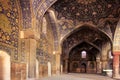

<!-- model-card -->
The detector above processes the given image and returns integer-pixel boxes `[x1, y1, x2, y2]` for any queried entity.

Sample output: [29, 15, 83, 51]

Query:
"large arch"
[45, 9, 59, 51]
[67, 40, 101, 58]
[61, 24, 112, 57]
[61, 24, 113, 74]
[33, 0, 57, 19]
[61, 24, 112, 47]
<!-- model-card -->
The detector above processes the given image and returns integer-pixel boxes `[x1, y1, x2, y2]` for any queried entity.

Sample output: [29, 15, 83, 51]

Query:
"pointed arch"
[68, 40, 101, 57]
[61, 24, 112, 47]
[45, 9, 59, 51]
[61, 24, 113, 60]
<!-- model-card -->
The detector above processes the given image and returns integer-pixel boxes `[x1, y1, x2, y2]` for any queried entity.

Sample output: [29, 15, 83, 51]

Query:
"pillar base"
[113, 54, 120, 80]
[113, 76, 120, 79]
[64, 71, 68, 74]
[56, 70, 60, 75]
[97, 71, 102, 74]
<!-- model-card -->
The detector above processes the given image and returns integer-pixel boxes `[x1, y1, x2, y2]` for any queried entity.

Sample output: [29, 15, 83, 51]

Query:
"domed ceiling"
[53, 0, 120, 24]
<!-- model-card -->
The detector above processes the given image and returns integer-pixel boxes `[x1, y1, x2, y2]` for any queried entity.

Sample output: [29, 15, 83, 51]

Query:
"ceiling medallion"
[77, 0, 96, 5]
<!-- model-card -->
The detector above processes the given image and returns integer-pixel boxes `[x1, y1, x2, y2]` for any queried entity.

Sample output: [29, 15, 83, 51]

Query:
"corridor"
[37, 73, 116, 80]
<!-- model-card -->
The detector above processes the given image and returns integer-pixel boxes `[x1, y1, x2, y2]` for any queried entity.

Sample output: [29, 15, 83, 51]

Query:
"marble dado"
[11, 62, 26, 80]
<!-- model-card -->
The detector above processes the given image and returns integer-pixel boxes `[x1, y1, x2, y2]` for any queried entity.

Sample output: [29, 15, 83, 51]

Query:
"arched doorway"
[0, 51, 10, 80]
[80, 63, 87, 73]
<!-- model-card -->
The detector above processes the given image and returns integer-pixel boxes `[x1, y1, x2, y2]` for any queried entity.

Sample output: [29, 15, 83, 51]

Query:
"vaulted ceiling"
[19, 0, 120, 53]
[46, 0, 120, 53]
[61, 26, 111, 58]
[53, 0, 119, 24]
[47, 0, 120, 40]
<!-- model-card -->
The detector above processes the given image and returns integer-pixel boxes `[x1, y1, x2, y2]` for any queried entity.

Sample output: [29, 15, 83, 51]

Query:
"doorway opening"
[81, 63, 86, 73]
[0, 51, 10, 80]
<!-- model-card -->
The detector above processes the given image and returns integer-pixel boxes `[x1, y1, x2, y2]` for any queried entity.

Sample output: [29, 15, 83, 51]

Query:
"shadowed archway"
[61, 25, 112, 74]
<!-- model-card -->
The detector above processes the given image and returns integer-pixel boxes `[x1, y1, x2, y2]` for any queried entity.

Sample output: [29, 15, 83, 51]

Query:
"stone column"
[56, 53, 61, 74]
[48, 62, 51, 76]
[23, 30, 39, 79]
[101, 42, 111, 70]
[61, 64, 63, 74]
[113, 54, 120, 78]
[36, 59, 39, 78]
[65, 59, 68, 73]
[101, 54, 108, 71]
[102, 60, 107, 70]
[96, 58, 102, 73]
[25, 38, 37, 78]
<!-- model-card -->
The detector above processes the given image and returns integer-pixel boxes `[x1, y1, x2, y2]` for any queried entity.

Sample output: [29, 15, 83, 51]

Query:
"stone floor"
[34, 73, 117, 80]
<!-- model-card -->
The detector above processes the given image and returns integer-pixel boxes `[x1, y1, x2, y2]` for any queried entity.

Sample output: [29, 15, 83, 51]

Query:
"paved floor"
[36, 73, 116, 80]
